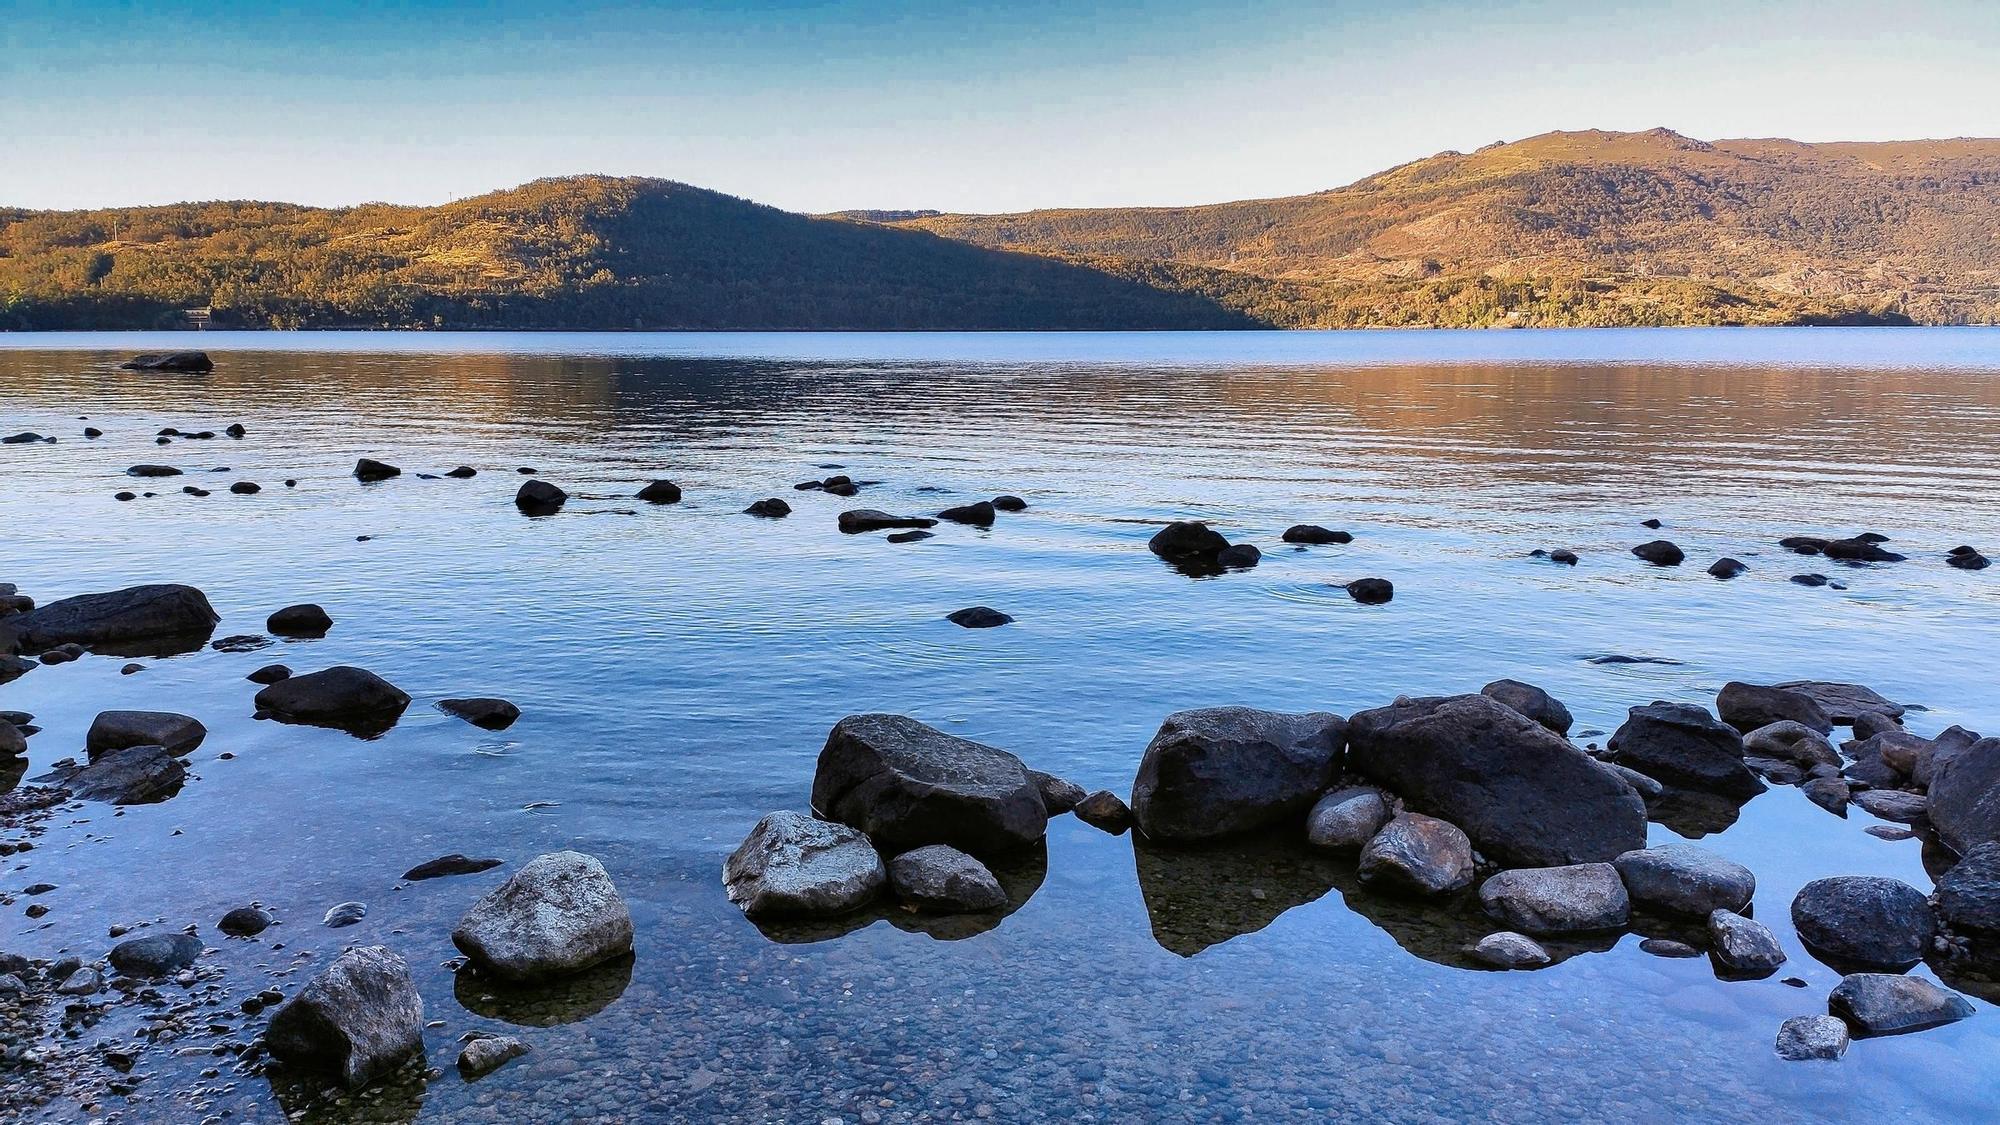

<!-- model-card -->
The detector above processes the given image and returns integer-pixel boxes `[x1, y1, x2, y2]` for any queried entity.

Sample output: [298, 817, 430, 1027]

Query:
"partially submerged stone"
[1607, 701, 1763, 798]
[1470, 931, 1551, 969]
[267, 945, 424, 1088]
[724, 812, 886, 919]
[1829, 973, 1974, 1037]
[812, 714, 1047, 857]
[1479, 679, 1574, 736]
[1129, 707, 1346, 842]
[453, 851, 634, 981]
[1708, 909, 1786, 976]
[1790, 876, 1934, 971]
[1358, 813, 1474, 896]
[1775, 1014, 1849, 1061]
[1305, 787, 1390, 851]
[0, 583, 218, 655]
[85, 710, 206, 757]
[1478, 864, 1630, 934]
[888, 844, 1007, 912]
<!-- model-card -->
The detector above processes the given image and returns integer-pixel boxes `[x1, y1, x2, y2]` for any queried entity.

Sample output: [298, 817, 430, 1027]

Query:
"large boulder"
[1829, 974, 1974, 1036]
[1357, 813, 1474, 896]
[254, 666, 411, 726]
[452, 851, 634, 981]
[1927, 735, 2000, 856]
[1790, 876, 1934, 971]
[267, 603, 334, 637]
[0, 583, 218, 655]
[1147, 521, 1228, 560]
[1347, 694, 1646, 867]
[515, 479, 567, 514]
[85, 710, 206, 757]
[887, 845, 1007, 912]
[1716, 682, 1833, 735]
[723, 812, 885, 919]
[1771, 681, 1904, 724]
[266, 945, 425, 1088]
[812, 715, 1046, 857]
[1129, 707, 1346, 841]
[1478, 864, 1630, 934]
[1607, 702, 1763, 798]
[1479, 679, 1573, 736]
[1612, 843, 1756, 916]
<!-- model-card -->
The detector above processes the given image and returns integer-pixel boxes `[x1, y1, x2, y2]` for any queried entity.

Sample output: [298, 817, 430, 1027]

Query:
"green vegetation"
[4, 130, 1995, 330]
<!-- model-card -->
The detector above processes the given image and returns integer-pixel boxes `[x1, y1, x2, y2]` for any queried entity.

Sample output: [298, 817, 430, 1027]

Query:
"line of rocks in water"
[721, 679, 2000, 1063]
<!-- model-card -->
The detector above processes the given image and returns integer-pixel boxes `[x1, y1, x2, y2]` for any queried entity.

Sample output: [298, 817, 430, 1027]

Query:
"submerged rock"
[743, 498, 792, 518]
[0, 583, 218, 655]
[1478, 864, 1630, 934]
[839, 509, 937, 533]
[438, 697, 521, 730]
[1347, 693, 1646, 867]
[1775, 1014, 1850, 1061]
[515, 479, 567, 514]
[1305, 787, 1391, 851]
[1029, 770, 1086, 815]
[946, 606, 1013, 628]
[1344, 578, 1394, 604]
[1479, 679, 1573, 736]
[812, 714, 1047, 856]
[453, 851, 634, 981]
[254, 666, 411, 728]
[1216, 543, 1262, 568]
[1607, 701, 1763, 798]
[108, 933, 202, 978]
[1707, 557, 1748, 579]
[1613, 843, 1755, 916]
[120, 351, 213, 372]
[1853, 790, 1927, 823]
[353, 458, 401, 482]
[1470, 931, 1551, 969]
[1708, 909, 1787, 976]
[267, 945, 425, 1088]
[323, 902, 368, 928]
[459, 1034, 529, 1080]
[1790, 876, 1934, 971]
[1147, 521, 1229, 560]
[85, 710, 206, 757]
[1742, 721, 1839, 767]
[724, 811, 885, 919]
[1717, 682, 1833, 734]
[58, 744, 187, 804]
[1829, 973, 1974, 1036]
[1129, 707, 1346, 841]
[938, 500, 996, 526]
[1631, 540, 1684, 566]
[1358, 813, 1474, 896]
[1281, 525, 1352, 545]
[219, 905, 274, 937]
[888, 845, 1007, 912]
[267, 603, 333, 637]
[403, 854, 504, 881]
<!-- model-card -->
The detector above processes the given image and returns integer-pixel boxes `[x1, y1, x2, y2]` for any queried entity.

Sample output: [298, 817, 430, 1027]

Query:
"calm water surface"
[2, 329, 1999, 1122]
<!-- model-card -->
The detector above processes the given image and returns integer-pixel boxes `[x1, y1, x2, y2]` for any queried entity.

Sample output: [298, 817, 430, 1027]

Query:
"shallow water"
[2, 328, 1999, 1122]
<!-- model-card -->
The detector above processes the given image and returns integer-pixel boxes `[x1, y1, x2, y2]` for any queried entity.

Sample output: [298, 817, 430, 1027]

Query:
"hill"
[882, 128, 2000, 327]
[0, 177, 1254, 330]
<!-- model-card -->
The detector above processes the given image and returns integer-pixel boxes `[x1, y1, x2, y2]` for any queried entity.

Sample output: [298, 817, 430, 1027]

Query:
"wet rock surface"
[1613, 843, 1755, 917]
[724, 811, 886, 919]
[1708, 909, 1787, 976]
[1306, 787, 1390, 851]
[1790, 876, 1935, 971]
[454, 851, 635, 981]
[812, 714, 1047, 856]
[438, 696, 522, 730]
[888, 845, 1008, 912]
[1608, 701, 1763, 798]
[1358, 813, 1475, 896]
[267, 945, 425, 1087]
[85, 710, 207, 757]
[1829, 974, 1975, 1036]
[253, 665, 411, 729]
[1130, 707, 1345, 841]
[1775, 1014, 1849, 1060]
[0, 583, 218, 655]
[1478, 864, 1630, 934]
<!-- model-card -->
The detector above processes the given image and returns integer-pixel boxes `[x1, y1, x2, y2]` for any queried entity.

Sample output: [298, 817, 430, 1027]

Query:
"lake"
[2, 328, 1998, 1122]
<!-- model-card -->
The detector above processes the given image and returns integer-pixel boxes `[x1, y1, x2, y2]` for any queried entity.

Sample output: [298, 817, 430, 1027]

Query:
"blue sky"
[6, 1, 1997, 213]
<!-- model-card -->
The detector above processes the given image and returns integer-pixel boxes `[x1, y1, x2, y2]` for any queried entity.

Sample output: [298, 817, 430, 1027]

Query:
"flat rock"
[1470, 931, 1551, 969]
[1709, 908, 1787, 975]
[404, 854, 504, 881]
[1829, 973, 1974, 1036]
[1348, 693, 1646, 867]
[946, 606, 1013, 628]
[1771, 681, 1904, 723]
[86, 710, 206, 757]
[1791, 876, 1934, 971]
[1479, 679, 1573, 735]
[1775, 1014, 1850, 1061]
[57, 744, 186, 804]
[1639, 937, 1701, 958]
[1358, 813, 1475, 896]
[1613, 843, 1756, 916]
[887, 844, 1007, 912]
[1305, 787, 1391, 851]
[812, 714, 1047, 856]
[0, 583, 218, 654]
[1607, 701, 1763, 798]
[1129, 707, 1346, 841]
[723, 811, 885, 919]
[1478, 863, 1630, 934]
[438, 697, 520, 730]
[1717, 682, 1833, 734]
[120, 351, 212, 372]
[839, 509, 936, 533]
[453, 851, 634, 981]
[1707, 557, 1748, 579]
[108, 932, 202, 977]
[267, 945, 424, 1087]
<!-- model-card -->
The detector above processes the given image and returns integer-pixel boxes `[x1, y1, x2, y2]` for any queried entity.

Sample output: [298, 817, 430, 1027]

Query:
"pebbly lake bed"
[1, 327, 1999, 1122]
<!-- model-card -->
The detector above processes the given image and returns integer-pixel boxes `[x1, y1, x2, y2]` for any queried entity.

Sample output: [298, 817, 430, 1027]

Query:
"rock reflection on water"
[745, 843, 1048, 944]
[454, 952, 635, 1028]
[1648, 787, 1756, 839]
[269, 1053, 430, 1125]
[1133, 830, 1340, 957]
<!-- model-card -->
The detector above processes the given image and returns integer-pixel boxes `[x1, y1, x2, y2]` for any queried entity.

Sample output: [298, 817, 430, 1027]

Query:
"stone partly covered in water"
[1029, 770, 1086, 815]
[1281, 524, 1352, 545]
[267, 603, 334, 638]
[108, 932, 202, 978]
[57, 743, 187, 804]
[1717, 682, 1833, 735]
[453, 851, 634, 981]
[1358, 813, 1475, 896]
[85, 710, 206, 757]
[1829, 973, 1975, 1037]
[812, 714, 1047, 857]
[1347, 693, 1646, 867]
[637, 479, 682, 503]
[1129, 707, 1346, 841]
[1612, 843, 1756, 917]
[1852, 790, 1927, 823]
[743, 498, 791, 518]
[1742, 721, 1839, 768]
[0, 583, 218, 654]
[1790, 876, 1934, 971]
[888, 845, 1007, 912]
[1306, 787, 1390, 851]
[1073, 790, 1133, 835]
[1344, 578, 1394, 604]
[1631, 540, 1684, 566]
[514, 479, 568, 514]
[1927, 734, 2000, 856]
[266, 945, 425, 1088]
[1709, 909, 1787, 976]
[946, 606, 1013, 628]
[353, 458, 401, 482]
[838, 509, 937, 533]
[723, 812, 885, 919]
[937, 500, 996, 526]
[459, 1034, 529, 1080]
[438, 697, 521, 730]
[219, 905, 274, 937]
[403, 854, 504, 881]
[1934, 841, 2000, 966]
[1478, 679, 1574, 736]
[1470, 931, 1552, 969]
[120, 351, 213, 372]
[1775, 1015, 1850, 1061]
[1478, 863, 1630, 934]
[1607, 701, 1763, 798]
[1771, 680, 1903, 724]
[1146, 520, 1229, 561]
[1707, 557, 1748, 579]
[324, 902, 368, 928]
[254, 666, 411, 727]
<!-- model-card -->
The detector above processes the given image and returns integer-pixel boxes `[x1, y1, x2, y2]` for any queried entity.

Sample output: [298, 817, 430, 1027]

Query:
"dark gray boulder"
[127, 464, 181, 477]
[1607, 701, 1763, 798]
[1305, 787, 1390, 851]
[743, 498, 791, 518]
[514, 479, 567, 514]
[108, 932, 202, 977]
[938, 501, 996, 526]
[1717, 682, 1833, 734]
[1927, 735, 2000, 856]
[1216, 543, 1261, 568]
[723, 811, 885, 919]
[1935, 841, 2000, 964]
[1853, 790, 1927, 823]
[1128, 707, 1346, 841]
[57, 744, 187, 804]
[1348, 693, 1646, 866]
[267, 603, 333, 637]
[812, 715, 1047, 856]
[1358, 813, 1475, 896]
[324, 902, 368, 928]
[1709, 909, 1787, 976]
[254, 666, 411, 727]
[1775, 1015, 1849, 1061]
[1478, 864, 1630, 934]
[1802, 776, 1851, 817]
[438, 697, 520, 731]
[266, 945, 425, 1088]
[1852, 711, 1903, 740]
[0, 583, 218, 654]
[353, 458, 401, 482]
[1613, 843, 1755, 916]
[1147, 521, 1228, 560]
[452, 851, 634, 981]
[888, 845, 1007, 912]
[1791, 876, 1934, 971]
[1344, 578, 1394, 604]
[248, 663, 292, 685]
[946, 606, 1013, 628]
[838, 509, 936, 533]
[1771, 681, 1903, 723]
[85, 710, 206, 757]
[1479, 679, 1573, 735]
[1073, 790, 1133, 835]
[1029, 770, 1086, 814]
[991, 495, 1028, 512]
[1631, 540, 1684, 566]
[120, 351, 213, 372]
[637, 480, 681, 503]
[1282, 525, 1352, 545]
[219, 906, 274, 936]
[1707, 557, 1748, 579]
[403, 854, 503, 881]
[1829, 974, 1974, 1036]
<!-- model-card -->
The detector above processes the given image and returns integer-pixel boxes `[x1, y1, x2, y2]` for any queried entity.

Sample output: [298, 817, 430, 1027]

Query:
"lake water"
[2, 328, 1998, 1122]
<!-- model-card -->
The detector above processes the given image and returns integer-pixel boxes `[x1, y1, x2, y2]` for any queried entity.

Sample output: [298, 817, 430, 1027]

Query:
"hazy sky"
[7, 1, 1997, 214]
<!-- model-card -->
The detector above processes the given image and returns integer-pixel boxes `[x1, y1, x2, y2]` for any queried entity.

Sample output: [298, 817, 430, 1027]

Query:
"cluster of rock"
[1539, 524, 1994, 582]
[1146, 518, 1388, 599]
